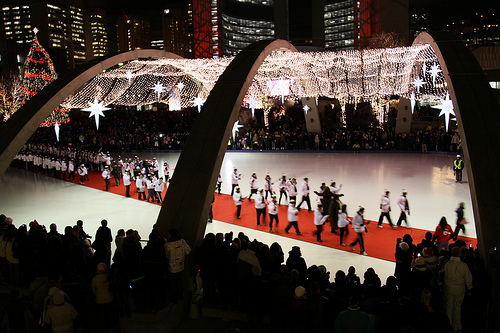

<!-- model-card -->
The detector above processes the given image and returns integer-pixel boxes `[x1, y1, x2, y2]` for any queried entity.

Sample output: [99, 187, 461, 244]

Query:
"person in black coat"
[286, 246, 307, 285]
[93, 219, 113, 268]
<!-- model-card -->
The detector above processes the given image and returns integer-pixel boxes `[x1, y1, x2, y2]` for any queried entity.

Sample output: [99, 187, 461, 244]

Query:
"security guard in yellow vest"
[454, 155, 464, 183]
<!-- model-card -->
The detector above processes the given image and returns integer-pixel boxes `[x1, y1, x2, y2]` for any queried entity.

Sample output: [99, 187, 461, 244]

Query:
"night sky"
[90, 0, 499, 32]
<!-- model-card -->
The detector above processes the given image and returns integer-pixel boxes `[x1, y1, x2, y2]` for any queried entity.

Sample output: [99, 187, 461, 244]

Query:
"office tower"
[409, 7, 429, 40]
[117, 14, 150, 51]
[84, 8, 108, 59]
[163, 5, 193, 58]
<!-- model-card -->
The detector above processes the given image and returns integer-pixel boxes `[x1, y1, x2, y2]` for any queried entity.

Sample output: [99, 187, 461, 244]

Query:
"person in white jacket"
[123, 170, 132, 197]
[61, 159, 67, 181]
[82, 164, 89, 181]
[396, 190, 410, 227]
[68, 159, 75, 182]
[231, 168, 241, 196]
[136, 174, 146, 200]
[377, 190, 394, 228]
[44, 290, 77, 333]
[101, 166, 111, 191]
[337, 204, 350, 246]
[313, 204, 329, 242]
[297, 177, 312, 212]
[287, 178, 298, 203]
[255, 188, 266, 226]
[54, 159, 61, 179]
[146, 175, 156, 202]
[155, 177, 165, 203]
[233, 187, 245, 219]
[277, 175, 288, 206]
[442, 246, 473, 331]
[92, 263, 113, 329]
[163, 162, 171, 183]
[267, 195, 279, 233]
[164, 229, 191, 303]
[77, 164, 86, 184]
[349, 207, 368, 255]
[285, 200, 301, 235]
[264, 173, 273, 199]
[248, 172, 258, 201]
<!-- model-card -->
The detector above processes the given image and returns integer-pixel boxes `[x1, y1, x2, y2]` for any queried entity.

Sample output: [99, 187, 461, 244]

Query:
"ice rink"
[0, 151, 474, 283]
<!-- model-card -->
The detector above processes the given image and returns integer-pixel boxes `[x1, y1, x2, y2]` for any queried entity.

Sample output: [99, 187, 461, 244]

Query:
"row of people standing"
[230, 168, 342, 209]
[377, 189, 467, 241]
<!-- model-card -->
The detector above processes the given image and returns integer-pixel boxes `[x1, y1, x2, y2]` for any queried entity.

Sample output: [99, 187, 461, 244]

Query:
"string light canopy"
[61, 44, 448, 116]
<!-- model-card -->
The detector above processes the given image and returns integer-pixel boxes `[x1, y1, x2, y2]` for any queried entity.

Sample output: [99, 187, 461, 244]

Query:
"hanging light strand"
[62, 44, 444, 113]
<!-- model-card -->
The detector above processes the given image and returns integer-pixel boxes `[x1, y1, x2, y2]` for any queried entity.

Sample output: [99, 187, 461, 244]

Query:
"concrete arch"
[413, 32, 500, 259]
[155, 39, 297, 247]
[0, 49, 182, 177]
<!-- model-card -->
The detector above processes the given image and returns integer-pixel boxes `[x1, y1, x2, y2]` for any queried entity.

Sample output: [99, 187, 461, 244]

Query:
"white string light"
[62, 44, 447, 121]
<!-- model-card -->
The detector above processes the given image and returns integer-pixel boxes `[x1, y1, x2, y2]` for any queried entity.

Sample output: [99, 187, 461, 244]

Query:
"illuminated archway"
[412, 32, 500, 259]
[0, 49, 181, 177]
[155, 39, 297, 247]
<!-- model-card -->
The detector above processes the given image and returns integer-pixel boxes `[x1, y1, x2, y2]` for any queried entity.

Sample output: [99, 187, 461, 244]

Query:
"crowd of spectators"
[28, 109, 462, 154]
[0, 212, 490, 332]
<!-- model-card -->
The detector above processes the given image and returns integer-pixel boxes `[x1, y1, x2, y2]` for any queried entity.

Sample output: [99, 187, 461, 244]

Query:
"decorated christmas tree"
[21, 28, 68, 127]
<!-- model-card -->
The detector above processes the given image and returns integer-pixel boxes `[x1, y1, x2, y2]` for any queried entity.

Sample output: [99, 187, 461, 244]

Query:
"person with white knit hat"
[396, 189, 410, 228]
[248, 172, 258, 201]
[285, 200, 301, 235]
[44, 290, 77, 333]
[349, 206, 368, 255]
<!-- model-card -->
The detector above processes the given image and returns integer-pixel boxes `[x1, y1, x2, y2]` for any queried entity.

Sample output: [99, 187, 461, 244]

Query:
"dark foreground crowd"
[0, 212, 493, 333]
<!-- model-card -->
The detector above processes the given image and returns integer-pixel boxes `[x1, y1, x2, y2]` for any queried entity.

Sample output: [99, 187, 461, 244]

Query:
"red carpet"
[67, 170, 476, 262]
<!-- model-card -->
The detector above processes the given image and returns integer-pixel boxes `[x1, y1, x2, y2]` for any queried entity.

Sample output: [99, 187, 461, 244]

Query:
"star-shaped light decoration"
[81, 98, 111, 130]
[193, 95, 205, 113]
[266, 80, 275, 93]
[429, 62, 442, 85]
[151, 82, 165, 100]
[298, 86, 302, 99]
[126, 71, 133, 84]
[232, 121, 244, 140]
[248, 96, 258, 118]
[422, 62, 427, 76]
[176, 81, 185, 91]
[54, 121, 60, 142]
[303, 105, 311, 115]
[433, 92, 455, 132]
[411, 76, 427, 94]
[33, 27, 39, 35]
[410, 91, 416, 114]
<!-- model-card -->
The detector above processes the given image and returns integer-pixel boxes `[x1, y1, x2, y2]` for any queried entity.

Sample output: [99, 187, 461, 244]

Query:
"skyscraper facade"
[84, 8, 108, 60]
[192, 0, 410, 57]
[324, 0, 355, 49]
[117, 15, 150, 51]
[163, 5, 193, 58]
[217, 0, 288, 56]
